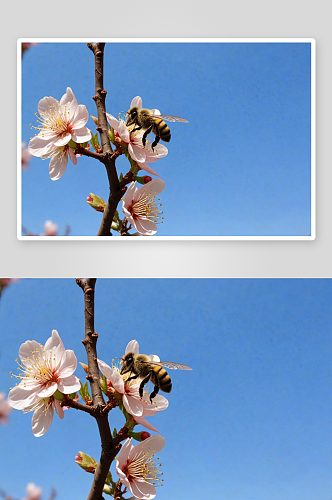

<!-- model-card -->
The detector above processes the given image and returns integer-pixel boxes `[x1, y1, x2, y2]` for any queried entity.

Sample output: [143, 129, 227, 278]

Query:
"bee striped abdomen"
[151, 365, 172, 393]
[153, 118, 171, 143]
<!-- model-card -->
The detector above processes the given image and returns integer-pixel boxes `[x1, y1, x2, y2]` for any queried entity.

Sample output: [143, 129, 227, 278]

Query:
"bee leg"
[125, 373, 140, 382]
[149, 376, 160, 402]
[151, 134, 160, 151]
[131, 125, 142, 133]
[142, 126, 153, 148]
[139, 374, 151, 399]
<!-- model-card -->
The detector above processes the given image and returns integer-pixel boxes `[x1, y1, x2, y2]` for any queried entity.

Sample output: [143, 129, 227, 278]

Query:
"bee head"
[120, 352, 134, 375]
[126, 107, 138, 126]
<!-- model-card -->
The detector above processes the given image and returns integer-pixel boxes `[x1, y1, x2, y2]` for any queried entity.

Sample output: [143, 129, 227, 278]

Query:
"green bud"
[79, 362, 89, 374]
[128, 430, 151, 442]
[133, 175, 146, 184]
[103, 484, 113, 496]
[90, 132, 101, 151]
[79, 381, 92, 403]
[100, 375, 108, 394]
[108, 127, 115, 144]
[87, 193, 106, 213]
[75, 451, 97, 474]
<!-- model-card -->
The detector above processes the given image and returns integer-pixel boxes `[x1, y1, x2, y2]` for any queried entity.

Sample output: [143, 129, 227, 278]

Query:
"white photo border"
[17, 38, 316, 241]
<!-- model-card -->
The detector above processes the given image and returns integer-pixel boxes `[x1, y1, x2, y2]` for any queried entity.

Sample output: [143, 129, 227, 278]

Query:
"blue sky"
[0, 278, 331, 500]
[20, 41, 312, 237]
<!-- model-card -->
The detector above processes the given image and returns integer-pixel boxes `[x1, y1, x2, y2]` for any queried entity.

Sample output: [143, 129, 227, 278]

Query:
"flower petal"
[54, 398, 64, 419]
[136, 162, 161, 177]
[133, 217, 157, 236]
[19, 340, 44, 362]
[37, 382, 58, 398]
[7, 385, 40, 410]
[28, 136, 56, 157]
[130, 435, 165, 462]
[106, 113, 119, 130]
[53, 134, 72, 147]
[141, 393, 168, 415]
[57, 374, 81, 394]
[38, 96, 59, 115]
[117, 437, 133, 468]
[31, 402, 54, 437]
[97, 360, 125, 394]
[123, 394, 143, 416]
[148, 355, 160, 362]
[123, 182, 137, 207]
[58, 349, 77, 377]
[130, 96, 142, 109]
[71, 126, 92, 143]
[136, 179, 165, 198]
[44, 329, 63, 351]
[129, 478, 156, 500]
[49, 151, 68, 181]
[128, 143, 146, 163]
[71, 104, 89, 129]
[125, 340, 139, 355]
[60, 87, 77, 108]
[143, 143, 168, 162]
[134, 415, 160, 433]
[68, 147, 78, 165]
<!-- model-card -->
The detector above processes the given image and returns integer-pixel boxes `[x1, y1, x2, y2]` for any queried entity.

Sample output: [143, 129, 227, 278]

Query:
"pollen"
[130, 189, 164, 225]
[31, 102, 73, 139]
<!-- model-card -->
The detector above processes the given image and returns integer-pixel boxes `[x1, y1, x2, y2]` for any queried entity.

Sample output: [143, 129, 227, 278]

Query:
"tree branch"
[87, 43, 125, 236]
[76, 278, 120, 500]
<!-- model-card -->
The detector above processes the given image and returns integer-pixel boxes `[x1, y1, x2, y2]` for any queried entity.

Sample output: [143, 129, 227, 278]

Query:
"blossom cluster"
[97, 340, 167, 499]
[26, 91, 168, 235]
[106, 96, 167, 236]
[8, 329, 80, 437]
[7, 334, 168, 499]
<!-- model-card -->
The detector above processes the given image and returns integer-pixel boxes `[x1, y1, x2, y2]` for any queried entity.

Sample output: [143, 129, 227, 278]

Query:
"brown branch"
[76, 278, 121, 500]
[87, 43, 125, 236]
[75, 145, 105, 161]
[61, 394, 96, 416]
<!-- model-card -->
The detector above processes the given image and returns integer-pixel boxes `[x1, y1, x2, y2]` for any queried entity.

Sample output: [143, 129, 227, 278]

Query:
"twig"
[76, 279, 121, 500]
[87, 43, 125, 236]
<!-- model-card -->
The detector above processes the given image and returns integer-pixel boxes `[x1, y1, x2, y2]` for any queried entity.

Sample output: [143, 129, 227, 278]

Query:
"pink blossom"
[106, 97, 168, 177]
[8, 329, 80, 436]
[122, 179, 165, 236]
[42, 220, 58, 236]
[0, 393, 12, 424]
[22, 482, 42, 500]
[97, 357, 168, 433]
[28, 87, 91, 180]
[22, 142, 33, 170]
[116, 435, 165, 499]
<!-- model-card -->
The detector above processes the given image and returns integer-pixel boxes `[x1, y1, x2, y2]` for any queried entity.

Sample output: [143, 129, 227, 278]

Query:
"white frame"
[17, 38, 316, 241]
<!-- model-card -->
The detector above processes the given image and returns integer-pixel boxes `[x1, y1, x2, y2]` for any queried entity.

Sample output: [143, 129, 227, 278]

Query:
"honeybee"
[120, 352, 192, 402]
[126, 107, 188, 151]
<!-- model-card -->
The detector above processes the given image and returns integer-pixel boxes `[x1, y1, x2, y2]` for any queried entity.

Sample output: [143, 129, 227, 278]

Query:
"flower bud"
[140, 431, 151, 441]
[107, 380, 116, 394]
[87, 193, 106, 213]
[128, 430, 151, 442]
[91, 115, 99, 126]
[79, 362, 89, 374]
[143, 176, 152, 184]
[75, 451, 97, 474]
[103, 484, 113, 495]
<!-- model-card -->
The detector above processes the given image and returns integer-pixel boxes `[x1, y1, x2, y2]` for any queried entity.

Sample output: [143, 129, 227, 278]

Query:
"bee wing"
[157, 115, 189, 123]
[143, 360, 192, 370]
